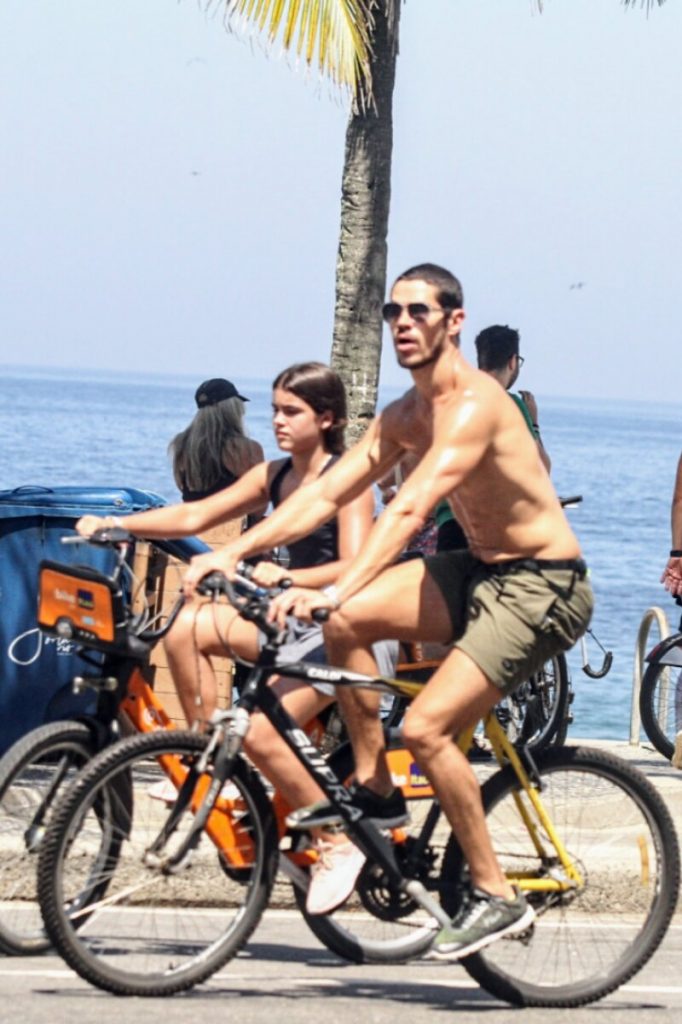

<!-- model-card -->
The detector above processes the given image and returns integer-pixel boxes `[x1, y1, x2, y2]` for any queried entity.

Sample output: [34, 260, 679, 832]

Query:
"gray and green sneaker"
[427, 887, 535, 960]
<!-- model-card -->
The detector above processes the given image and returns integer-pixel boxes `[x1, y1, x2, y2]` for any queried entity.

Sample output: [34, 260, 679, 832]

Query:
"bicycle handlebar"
[60, 528, 185, 647]
[196, 567, 284, 642]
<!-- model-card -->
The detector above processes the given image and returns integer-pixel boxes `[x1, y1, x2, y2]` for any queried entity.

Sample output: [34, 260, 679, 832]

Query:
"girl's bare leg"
[163, 599, 259, 725]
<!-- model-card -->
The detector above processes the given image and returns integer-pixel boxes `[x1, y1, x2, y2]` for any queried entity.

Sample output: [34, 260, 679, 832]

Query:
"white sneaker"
[216, 781, 241, 801]
[148, 778, 178, 804]
[306, 839, 366, 915]
[672, 730, 682, 770]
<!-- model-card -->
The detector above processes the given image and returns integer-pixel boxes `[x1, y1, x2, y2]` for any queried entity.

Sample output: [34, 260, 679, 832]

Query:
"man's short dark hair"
[475, 325, 520, 371]
[394, 263, 464, 311]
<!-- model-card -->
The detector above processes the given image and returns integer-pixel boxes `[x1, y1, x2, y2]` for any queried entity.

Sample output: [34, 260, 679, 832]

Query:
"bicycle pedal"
[142, 848, 195, 874]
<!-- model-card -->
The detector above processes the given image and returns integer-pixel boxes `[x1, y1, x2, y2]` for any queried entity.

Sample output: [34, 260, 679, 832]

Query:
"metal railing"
[630, 606, 670, 745]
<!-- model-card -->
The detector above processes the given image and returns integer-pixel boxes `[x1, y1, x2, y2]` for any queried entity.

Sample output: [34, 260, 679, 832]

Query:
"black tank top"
[269, 456, 340, 570]
[181, 465, 239, 503]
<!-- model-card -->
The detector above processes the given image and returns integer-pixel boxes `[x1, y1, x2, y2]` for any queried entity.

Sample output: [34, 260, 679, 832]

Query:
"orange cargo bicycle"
[0, 530, 363, 955]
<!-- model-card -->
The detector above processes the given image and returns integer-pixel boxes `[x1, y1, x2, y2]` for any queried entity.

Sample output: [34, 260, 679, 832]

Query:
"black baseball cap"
[194, 378, 249, 407]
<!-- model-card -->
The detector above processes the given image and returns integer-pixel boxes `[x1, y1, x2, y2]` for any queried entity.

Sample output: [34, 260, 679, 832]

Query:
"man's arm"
[661, 453, 682, 597]
[181, 413, 404, 594]
[518, 389, 551, 473]
[323, 400, 490, 608]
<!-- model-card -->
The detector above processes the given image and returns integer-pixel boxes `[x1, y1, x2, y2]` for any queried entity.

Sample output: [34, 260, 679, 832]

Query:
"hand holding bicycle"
[661, 555, 682, 597]
[249, 560, 294, 589]
[265, 584, 336, 628]
[75, 513, 121, 537]
[182, 546, 242, 599]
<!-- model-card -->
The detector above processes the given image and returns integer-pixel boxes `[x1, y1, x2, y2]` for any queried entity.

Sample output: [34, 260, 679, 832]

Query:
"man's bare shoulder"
[436, 366, 503, 430]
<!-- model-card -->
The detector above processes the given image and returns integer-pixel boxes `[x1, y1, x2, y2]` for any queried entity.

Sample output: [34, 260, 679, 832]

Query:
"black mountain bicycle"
[36, 541, 679, 1007]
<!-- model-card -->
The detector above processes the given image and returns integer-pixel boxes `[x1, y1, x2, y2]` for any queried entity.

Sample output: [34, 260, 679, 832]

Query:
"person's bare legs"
[321, 558, 516, 900]
[164, 600, 336, 811]
[163, 599, 258, 724]
[402, 650, 514, 900]
[245, 676, 334, 810]
[322, 558, 453, 795]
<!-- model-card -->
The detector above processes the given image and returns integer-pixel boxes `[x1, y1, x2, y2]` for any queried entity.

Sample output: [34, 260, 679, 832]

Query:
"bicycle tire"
[292, 742, 440, 963]
[37, 730, 279, 996]
[441, 745, 680, 1007]
[495, 653, 571, 753]
[639, 655, 682, 761]
[0, 720, 95, 955]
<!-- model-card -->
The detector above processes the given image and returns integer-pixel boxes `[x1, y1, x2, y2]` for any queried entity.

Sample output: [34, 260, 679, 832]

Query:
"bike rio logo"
[7, 627, 76, 666]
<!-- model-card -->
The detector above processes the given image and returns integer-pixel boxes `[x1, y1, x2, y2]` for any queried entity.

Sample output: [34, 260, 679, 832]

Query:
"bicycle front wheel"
[37, 730, 278, 996]
[441, 746, 680, 1007]
[639, 655, 682, 761]
[0, 720, 94, 955]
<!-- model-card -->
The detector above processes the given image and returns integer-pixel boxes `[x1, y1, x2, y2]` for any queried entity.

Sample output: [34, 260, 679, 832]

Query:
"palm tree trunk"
[330, 3, 401, 444]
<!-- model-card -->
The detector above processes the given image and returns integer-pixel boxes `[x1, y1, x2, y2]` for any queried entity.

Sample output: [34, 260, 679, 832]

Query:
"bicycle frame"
[38, 540, 584, 909]
[151, 636, 585, 915]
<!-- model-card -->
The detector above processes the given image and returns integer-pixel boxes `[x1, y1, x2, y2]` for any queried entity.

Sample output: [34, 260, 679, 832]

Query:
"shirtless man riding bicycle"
[183, 262, 594, 958]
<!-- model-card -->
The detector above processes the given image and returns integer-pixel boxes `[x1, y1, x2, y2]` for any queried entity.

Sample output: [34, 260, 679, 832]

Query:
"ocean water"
[1, 364, 680, 742]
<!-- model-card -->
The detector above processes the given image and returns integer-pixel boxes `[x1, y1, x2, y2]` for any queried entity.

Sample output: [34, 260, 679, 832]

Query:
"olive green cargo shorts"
[424, 550, 594, 695]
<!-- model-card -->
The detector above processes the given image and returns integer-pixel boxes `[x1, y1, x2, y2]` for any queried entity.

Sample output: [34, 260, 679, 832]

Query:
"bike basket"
[37, 560, 127, 653]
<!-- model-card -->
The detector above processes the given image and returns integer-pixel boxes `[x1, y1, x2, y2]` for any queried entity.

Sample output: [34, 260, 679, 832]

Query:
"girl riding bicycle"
[77, 361, 395, 912]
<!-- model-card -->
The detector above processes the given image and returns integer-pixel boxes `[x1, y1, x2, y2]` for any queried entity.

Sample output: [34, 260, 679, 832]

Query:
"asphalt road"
[1, 909, 681, 1024]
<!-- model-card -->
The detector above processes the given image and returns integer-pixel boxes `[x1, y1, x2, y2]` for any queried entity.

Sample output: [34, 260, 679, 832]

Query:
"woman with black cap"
[171, 377, 264, 502]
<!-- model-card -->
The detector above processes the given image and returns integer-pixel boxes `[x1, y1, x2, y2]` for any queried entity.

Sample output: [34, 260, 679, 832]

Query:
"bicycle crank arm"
[403, 879, 451, 928]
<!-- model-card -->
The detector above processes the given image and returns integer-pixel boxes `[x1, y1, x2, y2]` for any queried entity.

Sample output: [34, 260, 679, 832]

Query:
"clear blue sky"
[1, 1, 679, 402]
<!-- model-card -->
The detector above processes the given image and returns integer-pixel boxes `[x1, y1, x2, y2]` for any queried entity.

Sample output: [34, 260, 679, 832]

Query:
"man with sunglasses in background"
[475, 324, 551, 472]
[435, 323, 551, 551]
[183, 263, 593, 956]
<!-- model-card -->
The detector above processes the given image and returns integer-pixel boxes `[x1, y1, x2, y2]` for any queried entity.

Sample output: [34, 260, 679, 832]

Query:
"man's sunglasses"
[381, 302, 446, 323]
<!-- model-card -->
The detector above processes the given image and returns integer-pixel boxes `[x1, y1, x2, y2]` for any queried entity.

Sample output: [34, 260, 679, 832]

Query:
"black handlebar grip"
[91, 526, 132, 544]
[196, 571, 228, 596]
[279, 577, 294, 590]
[312, 607, 330, 623]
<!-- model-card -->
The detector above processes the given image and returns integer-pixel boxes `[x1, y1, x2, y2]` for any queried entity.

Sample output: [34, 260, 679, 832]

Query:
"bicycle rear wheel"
[441, 746, 680, 1007]
[292, 742, 440, 963]
[37, 730, 278, 996]
[639, 655, 682, 761]
[495, 653, 570, 752]
[0, 720, 94, 955]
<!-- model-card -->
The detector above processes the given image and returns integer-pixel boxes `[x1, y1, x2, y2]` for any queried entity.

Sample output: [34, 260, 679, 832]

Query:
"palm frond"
[212, 0, 375, 100]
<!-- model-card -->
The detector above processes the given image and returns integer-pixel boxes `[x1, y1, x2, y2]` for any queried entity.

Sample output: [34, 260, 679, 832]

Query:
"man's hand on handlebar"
[248, 560, 292, 589]
[267, 586, 337, 628]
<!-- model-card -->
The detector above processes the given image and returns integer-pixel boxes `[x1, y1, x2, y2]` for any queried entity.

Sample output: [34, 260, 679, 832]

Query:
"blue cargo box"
[0, 486, 208, 755]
